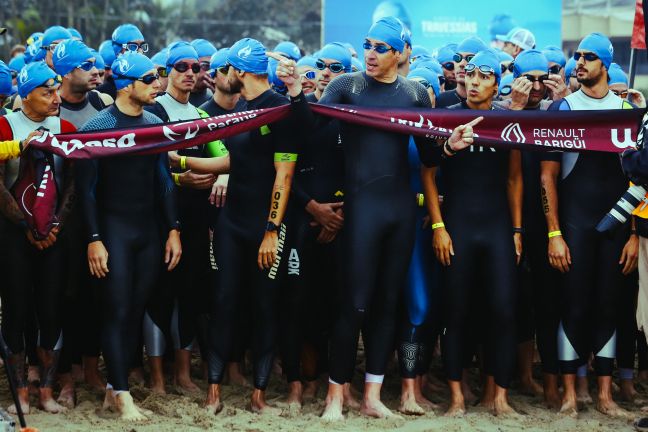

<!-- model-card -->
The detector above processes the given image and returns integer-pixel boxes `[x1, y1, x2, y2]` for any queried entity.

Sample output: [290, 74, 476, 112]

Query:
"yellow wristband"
[180, 156, 187, 170]
[548, 230, 562, 238]
[432, 222, 445, 230]
[173, 173, 181, 186]
[417, 193, 425, 207]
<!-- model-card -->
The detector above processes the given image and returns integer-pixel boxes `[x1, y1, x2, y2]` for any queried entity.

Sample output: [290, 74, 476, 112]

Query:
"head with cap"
[435, 43, 457, 86]
[226, 38, 269, 96]
[454, 36, 488, 87]
[398, 26, 413, 70]
[210, 49, 237, 95]
[316, 42, 352, 93]
[364, 16, 408, 80]
[112, 51, 159, 105]
[111, 24, 147, 57]
[511, 49, 549, 106]
[408, 68, 440, 104]
[42, 26, 73, 69]
[574, 32, 613, 89]
[191, 39, 217, 92]
[412, 59, 443, 76]
[8, 54, 25, 84]
[564, 57, 579, 92]
[498, 73, 514, 99]
[411, 45, 430, 64]
[53, 39, 100, 94]
[25, 39, 45, 64]
[608, 63, 629, 98]
[496, 49, 514, 75]
[296, 56, 318, 94]
[0, 61, 13, 104]
[98, 40, 117, 77]
[273, 41, 301, 62]
[464, 49, 501, 107]
[542, 45, 566, 78]
[67, 27, 83, 41]
[17, 61, 62, 118]
[165, 41, 200, 95]
[90, 49, 106, 84]
[351, 57, 364, 72]
[27, 32, 44, 46]
[342, 42, 358, 58]
[497, 27, 536, 58]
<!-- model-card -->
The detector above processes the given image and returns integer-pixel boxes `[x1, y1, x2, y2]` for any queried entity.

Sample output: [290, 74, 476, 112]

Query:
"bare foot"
[620, 380, 639, 402]
[321, 395, 344, 422]
[39, 396, 67, 414]
[204, 384, 223, 415]
[225, 362, 252, 388]
[559, 397, 578, 418]
[398, 392, 425, 416]
[251, 389, 281, 415]
[576, 377, 592, 404]
[361, 398, 402, 419]
[149, 376, 166, 395]
[57, 380, 76, 409]
[103, 389, 115, 411]
[115, 392, 149, 421]
[493, 396, 518, 417]
[7, 387, 30, 415]
[596, 398, 632, 419]
[286, 381, 303, 410]
[175, 377, 201, 395]
[303, 380, 318, 400]
[461, 380, 477, 405]
[518, 378, 544, 397]
[342, 383, 361, 410]
[545, 391, 562, 411]
[445, 398, 466, 417]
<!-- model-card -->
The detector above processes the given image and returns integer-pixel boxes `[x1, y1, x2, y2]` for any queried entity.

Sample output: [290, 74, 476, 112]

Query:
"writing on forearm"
[541, 184, 549, 214]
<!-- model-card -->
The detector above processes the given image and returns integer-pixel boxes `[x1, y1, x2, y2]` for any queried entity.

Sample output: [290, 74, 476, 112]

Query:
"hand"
[447, 116, 483, 152]
[165, 229, 182, 271]
[258, 230, 278, 270]
[179, 171, 216, 189]
[201, 73, 215, 92]
[619, 234, 639, 275]
[316, 226, 337, 244]
[21, 130, 43, 151]
[509, 76, 532, 110]
[168, 151, 181, 169]
[433, 228, 454, 266]
[513, 232, 523, 265]
[548, 236, 571, 273]
[543, 74, 570, 100]
[267, 51, 301, 97]
[25, 229, 56, 250]
[209, 174, 229, 207]
[628, 89, 647, 108]
[88, 241, 109, 278]
[306, 200, 344, 231]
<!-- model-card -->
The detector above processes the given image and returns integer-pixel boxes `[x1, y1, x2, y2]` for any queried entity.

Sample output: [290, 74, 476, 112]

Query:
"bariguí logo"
[531, 128, 587, 149]
[18, 68, 29, 86]
[115, 58, 134, 76]
[238, 45, 252, 59]
[501, 122, 526, 143]
[610, 128, 635, 149]
[55, 41, 66, 60]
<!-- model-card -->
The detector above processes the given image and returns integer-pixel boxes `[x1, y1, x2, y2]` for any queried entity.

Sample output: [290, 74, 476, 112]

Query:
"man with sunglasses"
[75, 51, 181, 421]
[40, 26, 72, 71]
[540, 45, 570, 102]
[309, 43, 351, 102]
[436, 36, 487, 108]
[609, 63, 646, 108]
[275, 16, 480, 421]
[51, 38, 114, 409]
[189, 39, 217, 106]
[144, 41, 221, 396]
[0, 61, 76, 416]
[540, 32, 636, 419]
[97, 40, 117, 98]
[437, 43, 458, 91]
[296, 56, 318, 95]
[151, 47, 170, 93]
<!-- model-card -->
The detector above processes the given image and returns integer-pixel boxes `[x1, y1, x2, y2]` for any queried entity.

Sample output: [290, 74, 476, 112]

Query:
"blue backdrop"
[322, 0, 562, 54]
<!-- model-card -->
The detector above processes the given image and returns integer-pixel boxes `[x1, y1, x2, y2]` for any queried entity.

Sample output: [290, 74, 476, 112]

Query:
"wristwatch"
[266, 221, 279, 232]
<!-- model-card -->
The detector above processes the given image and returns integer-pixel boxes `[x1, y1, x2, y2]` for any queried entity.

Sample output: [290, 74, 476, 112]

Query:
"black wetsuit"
[76, 105, 179, 391]
[207, 89, 298, 391]
[96, 76, 117, 100]
[189, 88, 213, 107]
[440, 101, 518, 389]
[435, 89, 465, 108]
[291, 72, 440, 383]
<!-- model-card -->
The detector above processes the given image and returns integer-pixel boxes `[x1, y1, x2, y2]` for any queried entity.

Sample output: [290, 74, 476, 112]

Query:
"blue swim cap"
[408, 68, 440, 98]
[542, 45, 566, 67]
[577, 32, 613, 70]
[351, 57, 364, 72]
[297, 55, 317, 69]
[608, 63, 628, 86]
[8, 54, 25, 73]
[17, 61, 58, 98]
[512, 49, 548, 78]
[411, 45, 430, 60]
[436, 43, 457, 64]
[42, 26, 72, 47]
[412, 59, 443, 76]
[318, 42, 352, 72]
[24, 39, 45, 64]
[457, 36, 488, 55]
[372, 1, 412, 32]
[166, 41, 199, 74]
[210, 49, 229, 70]
[341, 42, 357, 57]
[52, 39, 94, 76]
[467, 49, 502, 84]
[150, 48, 169, 67]
[26, 32, 44, 46]
[564, 57, 576, 84]
[0, 61, 13, 96]
[191, 39, 217, 58]
[498, 73, 514, 96]
[67, 27, 83, 41]
[273, 41, 301, 61]
[496, 49, 514, 64]
[111, 24, 145, 56]
[402, 26, 412, 48]
[267, 57, 286, 94]
[91, 49, 105, 70]
[228, 38, 268, 75]
[366, 16, 407, 53]
[98, 40, 117, 68]
[112, 51, 155, 91]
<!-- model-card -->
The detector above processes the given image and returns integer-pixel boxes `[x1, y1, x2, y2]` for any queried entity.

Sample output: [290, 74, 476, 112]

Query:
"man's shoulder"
[143, 110, 163, 124]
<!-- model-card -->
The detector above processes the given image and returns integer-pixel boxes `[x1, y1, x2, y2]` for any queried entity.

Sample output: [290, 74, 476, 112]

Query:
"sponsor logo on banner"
[532, 128, 587, 149]
[501, 123, 526, 143]
[45, 131, 137, 156]
[610, 128, 635, 149]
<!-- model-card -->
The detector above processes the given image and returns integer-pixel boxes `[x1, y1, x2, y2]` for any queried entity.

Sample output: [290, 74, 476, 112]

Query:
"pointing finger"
[266, 51, 289, 63]
[466, 116, 484, 127]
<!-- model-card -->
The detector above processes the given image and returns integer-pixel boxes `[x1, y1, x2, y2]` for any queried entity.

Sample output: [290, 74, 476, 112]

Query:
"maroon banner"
[29, 104, 646, 158]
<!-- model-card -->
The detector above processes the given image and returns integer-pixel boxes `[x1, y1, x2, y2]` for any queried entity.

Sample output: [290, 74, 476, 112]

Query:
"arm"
[258, 159, 296, 269]
[508, 150, 523, 264]
[421, 165, 454, 266]
[0, 140, 21, 160]
[169, 151, 230, 176]
[540, 159, 571, 273]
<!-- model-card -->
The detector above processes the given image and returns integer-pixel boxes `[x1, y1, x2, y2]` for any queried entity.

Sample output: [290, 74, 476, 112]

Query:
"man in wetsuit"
[275, 16, 480, 420]
[540, 32, 637, 419]
[51, 37, 114, 408]
[0, 61, 76, 415]
[76, 51, 181, 421]
[189, 39, 217, 106]
[435, 36, 487, 108]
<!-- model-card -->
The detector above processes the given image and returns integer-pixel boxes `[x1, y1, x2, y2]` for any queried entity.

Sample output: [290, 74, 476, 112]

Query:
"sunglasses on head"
[77, 60, 96, 72]
[442, 62, 455, 71]
[612, 89, 628, 98]
[573, 52, 598, 62]
[522, 74, 549, 83]
[42, 42, 59, 52]
[316, 59, 345, 73]
[362, 41, 395, 54]
[453, 53, 474, 63]
[464, 63, 495, 75]
[300, 70, 317, 80]
[548, 64, 563, 75]
[122, 42, 149, 53]
[38, 75, 63, 89]
[173, 62, 201, 74]
[157, 66, 168, 78]
[500, 85, 512, 96]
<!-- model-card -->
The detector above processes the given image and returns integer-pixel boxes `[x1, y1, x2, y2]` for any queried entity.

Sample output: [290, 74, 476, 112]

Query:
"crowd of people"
[0, 14, 648, 427]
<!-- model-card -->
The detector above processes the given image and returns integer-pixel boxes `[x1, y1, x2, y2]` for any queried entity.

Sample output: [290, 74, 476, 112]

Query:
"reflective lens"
[362, 41, 392, 54]
[549, 64, 563, 75]
[137, 73, 160, 85]
[173, 62, 201, 74]
[124, 42, 149, 53]
[574, 52, 599, 62]
[442, 62, 455, 71]
[315, 59, 345, 73]
[500, 85, 512, 96]
[217, 64, 231, 75]
[453, 53, 475, 63]
[77, 60, 95, 72]
[157, 66, 168, 78]
[199, 61, 211, 71]
[612, 89, 629, 98]
[301, 70, 317, 80]
[523, 74, 549, 83]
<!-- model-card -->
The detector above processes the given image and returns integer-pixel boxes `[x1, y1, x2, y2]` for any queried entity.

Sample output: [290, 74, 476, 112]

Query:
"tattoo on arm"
[270, 191, 281, 220]
[0, 164, 24, 224]
[541, 184, 549, 214]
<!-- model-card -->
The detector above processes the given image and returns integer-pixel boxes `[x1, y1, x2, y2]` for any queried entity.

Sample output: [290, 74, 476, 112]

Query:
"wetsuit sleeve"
[291, 179, 312, 208]
[75, 159, 101, 242]
[289, 74, 349, 130]
[0, 140, 21, 160]
[411, 80, 443, 167]
[156, 152, 181, 231]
